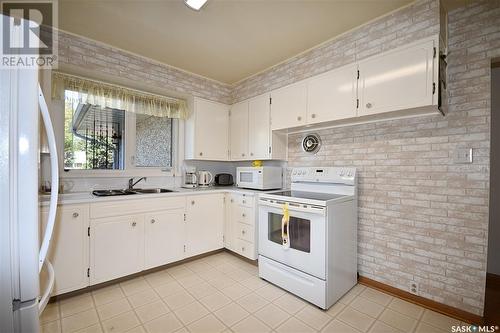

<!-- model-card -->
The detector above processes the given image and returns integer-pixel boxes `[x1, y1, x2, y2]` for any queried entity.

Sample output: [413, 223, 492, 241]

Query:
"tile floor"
[40, 252, 465, 333]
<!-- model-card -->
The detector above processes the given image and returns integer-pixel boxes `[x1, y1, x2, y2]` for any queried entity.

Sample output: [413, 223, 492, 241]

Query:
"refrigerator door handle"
[38, 85, 59, 272]
[38, 260, 54, 313]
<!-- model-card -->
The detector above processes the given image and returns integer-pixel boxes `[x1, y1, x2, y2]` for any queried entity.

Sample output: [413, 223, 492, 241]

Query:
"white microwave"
[236, 167, 283, 190]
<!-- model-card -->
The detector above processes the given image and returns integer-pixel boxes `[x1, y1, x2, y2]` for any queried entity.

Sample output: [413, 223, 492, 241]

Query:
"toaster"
[214, 173, 234, 186]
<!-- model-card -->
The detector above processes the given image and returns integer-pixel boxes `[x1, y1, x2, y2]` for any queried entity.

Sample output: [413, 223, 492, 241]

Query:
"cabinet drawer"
[235, 223, 254, 243]
[234, 206, 254, 225]
[234, 239, 255, 259]
[234, 194, 254, 208]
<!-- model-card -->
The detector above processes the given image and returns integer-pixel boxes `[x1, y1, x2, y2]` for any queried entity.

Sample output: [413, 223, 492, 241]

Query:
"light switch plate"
[454, 148, 473, 164]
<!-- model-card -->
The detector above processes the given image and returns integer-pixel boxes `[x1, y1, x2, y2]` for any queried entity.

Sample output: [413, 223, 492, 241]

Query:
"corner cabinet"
[229, 93, 287, 161]
[185, 97, 230, 161]
[357, 37, 437, 117]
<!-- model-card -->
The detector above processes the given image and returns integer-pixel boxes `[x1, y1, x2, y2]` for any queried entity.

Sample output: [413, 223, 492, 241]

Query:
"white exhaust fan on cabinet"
[302, 133, 322, 154]
[184, 0, 208, 11]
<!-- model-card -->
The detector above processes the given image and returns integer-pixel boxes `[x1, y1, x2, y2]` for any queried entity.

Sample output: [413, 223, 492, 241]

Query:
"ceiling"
[60, 0, 433, 84]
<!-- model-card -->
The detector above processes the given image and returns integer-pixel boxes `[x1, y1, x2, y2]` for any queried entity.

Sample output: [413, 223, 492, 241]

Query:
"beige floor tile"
[350, 296, 385, 318]
[387, 298, 424, 319]
[415, 321, 449, 333]
[173, 301, 209, 325]
[184, 281, 218, 300]
[176, 274, 203, 288]
[276, 317, 316, 333]
[143, 313, 183, 333]
[273, 293, 307, 315]
[359, 288, 393, 306]
[337, 306, 375, 332]
[162, 290, 195, 310]
[41, 319, 62, 333]
[199, 291, 232, 311]
[154, 281, 184, 298]
[124, 326, 146, 333]
[254, 303, 290, 329]
[214, 303, 250, 327]
[185, 261, 213, 274]
[127, 289, 160, 308]
[208, 276, 237, 290]
[96, 298, 132, 321]
[295, 305, 332, 331]
[368, 321, 402, 333]
[197, 268, 224, 281]
[61, 308, 99, 333]
[101, 311, 140, 333]
[60, 294, 95, 318]
[254, 284, 285, 301]
[41, 302, 60, 324]
[231, 315, 271, 333]
[135, 300, 170, 324]
[322, 319, 361, 333]
[421, 309, 461, 330]
[214, 263, 239, 274]
[187, 314, 226, 333]
[75, 324, 103, 333]
[378, 308, 417, 332]
[166, 266, 193, 280]
[144, 272, 174, 288]
[220, 283, 252, 300]
[239, 276, 269, 291]
[326, 302, 346, 318]
[120, 278, 151, 297]
[92, 287, 126, 306]
[226, 268, 253, 281]
[236, 293, 269, 313]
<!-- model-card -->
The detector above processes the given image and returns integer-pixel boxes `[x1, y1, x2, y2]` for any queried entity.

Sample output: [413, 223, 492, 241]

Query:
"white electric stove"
[258, 167, 357, 309]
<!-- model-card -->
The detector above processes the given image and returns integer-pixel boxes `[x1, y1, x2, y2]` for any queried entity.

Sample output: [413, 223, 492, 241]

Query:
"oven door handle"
[281, 211, 290, 250]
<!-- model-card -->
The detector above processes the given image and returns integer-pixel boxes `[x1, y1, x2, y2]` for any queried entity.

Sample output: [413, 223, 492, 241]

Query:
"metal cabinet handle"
[241, 247, 245, 251]
[297, 116, 302, 121]
[132, 222, 137, 227]
[199, 152, 203, 156]
[242, 200, 246, 204]
[366, 103, 372, 109]
[191, 200, 195, 205]
[242, 213, 246, 217]
[242, 230, 246, 235]
[151, 219, 155, 224]
[230, 199, 234, 203]
[311, 114, 316, 119]
[241, 153, 245, 157]
[250, 153, 254, 156]
[72, 212, 79, 218]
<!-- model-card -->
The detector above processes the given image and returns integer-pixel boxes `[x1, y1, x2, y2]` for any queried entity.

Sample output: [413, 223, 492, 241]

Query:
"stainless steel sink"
[92, 188, 175, 197]
[131, 188, 175, 194]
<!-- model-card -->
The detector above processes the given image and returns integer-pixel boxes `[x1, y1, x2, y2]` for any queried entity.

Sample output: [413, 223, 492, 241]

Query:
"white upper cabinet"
[307, 63, 358, 124]
[270, 82, 307, 130]
[230, 101, 249, 160]
[248, 93, 271, 159]
[185, 97, 229, 161]
[358, 37, 437, 117]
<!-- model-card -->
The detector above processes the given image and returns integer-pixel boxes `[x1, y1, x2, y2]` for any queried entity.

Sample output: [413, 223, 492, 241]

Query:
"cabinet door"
[195, 98, 229, 160]
[358, 38, 435, 116]
[224, 193, 234, 250]
[90, 215, 144, 284]
[270, 82, 307, 130]
[230, 101, 249, 160]
[307, 64, 358, 124]
[144, 209, 185, 269]
[186, 194, 224, 257]
[40, 205, 89, 295]
[248, 94, 271, 159]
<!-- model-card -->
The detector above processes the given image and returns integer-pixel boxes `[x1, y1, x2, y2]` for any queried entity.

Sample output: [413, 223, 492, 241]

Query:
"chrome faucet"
[128, 177, 147, 189]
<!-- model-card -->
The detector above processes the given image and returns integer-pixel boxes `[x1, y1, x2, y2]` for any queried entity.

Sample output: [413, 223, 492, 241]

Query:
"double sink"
[92, 188, 175, 197]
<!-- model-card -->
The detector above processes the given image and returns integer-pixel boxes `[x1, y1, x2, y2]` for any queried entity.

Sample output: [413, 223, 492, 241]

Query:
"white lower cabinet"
[40, 204, 89, 296]
[90, 215, 145, 285]
[185, 193, 224, 257]
[225, 193, 258, 260]
[144, 209, 185, 269]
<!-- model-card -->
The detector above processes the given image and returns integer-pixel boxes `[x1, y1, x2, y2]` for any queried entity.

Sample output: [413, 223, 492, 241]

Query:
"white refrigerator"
[0, 15, 59, 332]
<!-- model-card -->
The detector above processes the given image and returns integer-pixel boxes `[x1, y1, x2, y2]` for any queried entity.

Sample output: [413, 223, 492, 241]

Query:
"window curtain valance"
[52, 71, 187, 119]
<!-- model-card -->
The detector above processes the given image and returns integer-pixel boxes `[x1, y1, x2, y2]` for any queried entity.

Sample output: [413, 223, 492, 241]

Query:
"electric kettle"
[198, 170, 213, 187]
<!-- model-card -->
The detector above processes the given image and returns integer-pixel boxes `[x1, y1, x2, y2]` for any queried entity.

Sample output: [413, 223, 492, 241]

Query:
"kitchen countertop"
[39, 186, 281, 206]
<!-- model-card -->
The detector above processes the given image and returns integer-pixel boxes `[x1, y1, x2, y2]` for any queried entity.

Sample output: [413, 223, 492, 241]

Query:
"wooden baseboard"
[358, 276, 483, 325]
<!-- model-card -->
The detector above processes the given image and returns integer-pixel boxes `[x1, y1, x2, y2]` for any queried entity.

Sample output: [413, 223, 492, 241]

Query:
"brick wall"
[234, 0, 499, 315]
[57, 31, 233, 104]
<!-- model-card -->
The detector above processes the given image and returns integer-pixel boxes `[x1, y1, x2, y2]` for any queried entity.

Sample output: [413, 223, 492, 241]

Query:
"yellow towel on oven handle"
[281, 203, 290, 249]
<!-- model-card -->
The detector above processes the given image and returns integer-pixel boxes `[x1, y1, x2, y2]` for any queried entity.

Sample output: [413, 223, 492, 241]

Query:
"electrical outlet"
[409, 282, 419, 295]
[454, 148, 473, 164]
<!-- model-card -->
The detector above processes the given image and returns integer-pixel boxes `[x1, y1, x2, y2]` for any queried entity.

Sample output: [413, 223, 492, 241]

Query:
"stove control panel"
[291, 167, 356, 184]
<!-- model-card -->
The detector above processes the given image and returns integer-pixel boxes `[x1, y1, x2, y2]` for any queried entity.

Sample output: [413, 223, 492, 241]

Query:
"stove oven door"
[258, 199, 326, 279]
